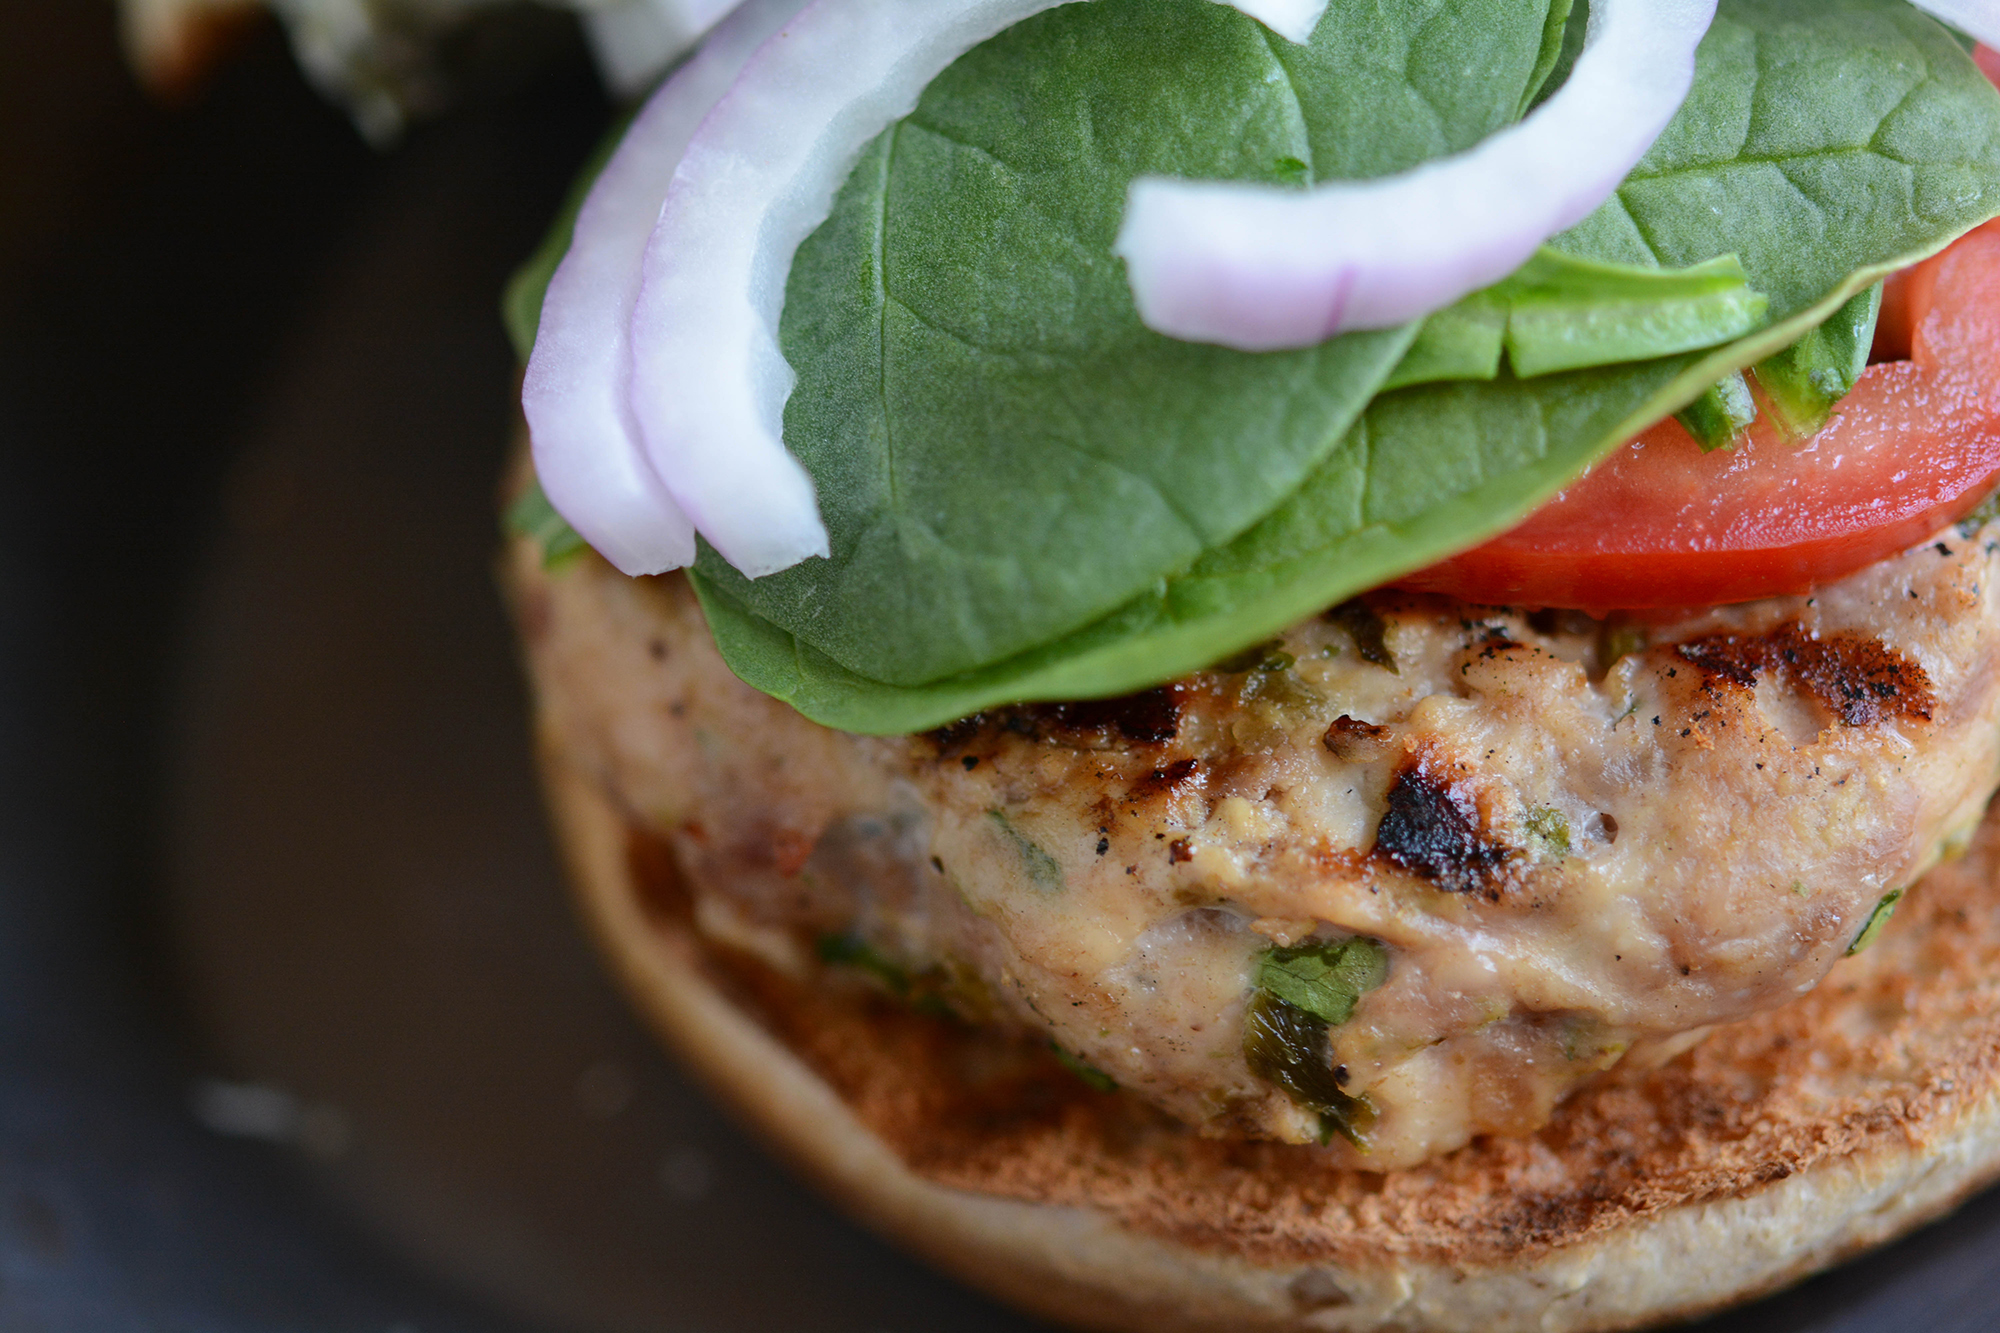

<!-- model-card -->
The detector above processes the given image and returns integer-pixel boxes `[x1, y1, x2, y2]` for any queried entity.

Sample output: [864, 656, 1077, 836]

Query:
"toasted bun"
[531, 740, 2000, 1332]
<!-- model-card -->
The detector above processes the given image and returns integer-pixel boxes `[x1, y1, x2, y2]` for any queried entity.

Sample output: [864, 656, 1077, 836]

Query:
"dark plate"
[5, 3, 2000, 1329]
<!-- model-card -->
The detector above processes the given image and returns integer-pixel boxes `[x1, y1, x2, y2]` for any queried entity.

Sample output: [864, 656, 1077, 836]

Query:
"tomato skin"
[1398, 220, 2000, 613]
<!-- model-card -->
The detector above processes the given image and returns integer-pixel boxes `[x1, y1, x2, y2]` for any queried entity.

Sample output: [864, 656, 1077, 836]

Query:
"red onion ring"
[522, 0, 807, 577]
[620, 0, 1332, 579]
[1114, 0, 1716, 351]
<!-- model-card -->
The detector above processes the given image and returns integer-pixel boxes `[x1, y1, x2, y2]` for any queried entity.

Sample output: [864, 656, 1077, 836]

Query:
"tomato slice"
[1398, 219, 2000, 613]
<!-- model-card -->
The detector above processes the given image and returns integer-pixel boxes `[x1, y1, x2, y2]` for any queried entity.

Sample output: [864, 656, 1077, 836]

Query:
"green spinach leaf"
[1256, 937, 1389, 1026]
[1847, 888, 1905, 954]
[1383, 249, 1769, 388]
[699, 0, 2000, 734]
[1755, 283, 1884, 435]
[1675, 370, 1758, 451]
[505, 479, 589, 569]
[1241, 991, 1376, 1147]
[1050, 1043, 1120, 1093]
[1243, 935, 1388, 1144]
[695, 0, 1568, 689]
[1523, 0, 1582, 116]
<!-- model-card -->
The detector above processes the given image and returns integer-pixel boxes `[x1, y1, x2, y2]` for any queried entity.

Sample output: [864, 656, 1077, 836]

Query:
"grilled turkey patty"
[509, 520, 2000, 1168]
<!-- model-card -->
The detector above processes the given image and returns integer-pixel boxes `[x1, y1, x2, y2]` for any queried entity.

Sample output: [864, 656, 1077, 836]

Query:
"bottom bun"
[539, 749, 2000, 1333]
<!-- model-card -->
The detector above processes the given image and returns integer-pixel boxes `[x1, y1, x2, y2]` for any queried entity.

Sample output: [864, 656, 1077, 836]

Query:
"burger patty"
[509, 517, 2000, 1169]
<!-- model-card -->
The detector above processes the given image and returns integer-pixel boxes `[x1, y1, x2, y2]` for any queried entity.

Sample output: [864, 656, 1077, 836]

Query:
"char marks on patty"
[510, 497, 2000, 1165]
[929, 686, 1188, 757]
[612, 793, 2000, 1273]
[1677, 622, 1936, 726]
[1373, 756, 1517, 898]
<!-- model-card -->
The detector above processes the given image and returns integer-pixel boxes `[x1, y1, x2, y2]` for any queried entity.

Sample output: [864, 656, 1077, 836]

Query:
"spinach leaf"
[1242, 991, 1376, 1147]
[1050, 1043, 1119, 1093]
[1243, 936, 1388, 1144]
[1383, 249, 1769, 388]
[1549, 0, 2000, 308]
[505, 479, 589, 569]
[694, 0, 1568, 689]
[1675, 370, 1758, 451]
[1847, 888, 1905, 955]
[1256, 937, 1388, 1026]
[1500, 251, 1768, 376]
[1523, 0, 1582, 116]
[816, 933, 913, 996]
[1755, 283, 1884, 436]
[699, 0, 2000, 734]
[986, 810, 1065, 894]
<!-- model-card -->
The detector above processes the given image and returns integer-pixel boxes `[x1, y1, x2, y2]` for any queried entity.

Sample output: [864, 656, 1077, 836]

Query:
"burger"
[288, 0, 2000, 1326]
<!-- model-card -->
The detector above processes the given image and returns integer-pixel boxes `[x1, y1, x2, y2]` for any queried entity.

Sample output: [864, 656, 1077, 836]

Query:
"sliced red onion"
[625, 0, 1051, 578]
[1116, 0, 1717, 351]
[523, 0, 807, 577]
[1910, 1, 2000, 51]
[624, 0, 1333, 579]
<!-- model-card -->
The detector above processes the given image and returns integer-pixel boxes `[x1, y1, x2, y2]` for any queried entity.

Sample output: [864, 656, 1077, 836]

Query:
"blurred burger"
[121, 0, 737, 134]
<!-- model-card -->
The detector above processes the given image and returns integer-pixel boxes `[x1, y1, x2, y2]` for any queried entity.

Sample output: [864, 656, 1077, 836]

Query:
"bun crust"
[538, 746, 2000, 1332]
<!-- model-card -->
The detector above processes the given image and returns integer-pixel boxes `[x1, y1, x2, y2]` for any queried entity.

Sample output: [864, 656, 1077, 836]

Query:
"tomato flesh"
[1399, 220, 2000, 612]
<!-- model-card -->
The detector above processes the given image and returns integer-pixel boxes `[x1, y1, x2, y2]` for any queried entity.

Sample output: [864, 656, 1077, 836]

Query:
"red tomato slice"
[1397, 219, 2000, 613]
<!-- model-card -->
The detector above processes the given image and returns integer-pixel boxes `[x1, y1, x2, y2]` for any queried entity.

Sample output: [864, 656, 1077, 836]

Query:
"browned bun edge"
[536, 743, 2000, 1333]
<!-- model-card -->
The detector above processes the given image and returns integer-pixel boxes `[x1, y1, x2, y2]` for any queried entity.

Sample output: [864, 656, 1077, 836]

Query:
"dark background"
[0, 6, 1031, 1328]
[0, 3, 550, 1324]
[4, 3, 2000, 1329]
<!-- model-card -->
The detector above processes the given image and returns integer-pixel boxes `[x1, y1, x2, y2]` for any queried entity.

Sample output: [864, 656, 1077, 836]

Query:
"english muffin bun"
[505, 503, 2000, 1333]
